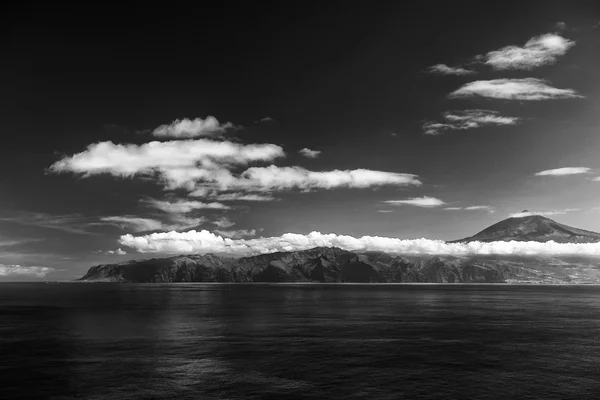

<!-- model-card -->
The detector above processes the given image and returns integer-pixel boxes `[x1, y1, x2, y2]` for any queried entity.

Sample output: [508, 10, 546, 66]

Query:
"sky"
[2, 1, 600, 280]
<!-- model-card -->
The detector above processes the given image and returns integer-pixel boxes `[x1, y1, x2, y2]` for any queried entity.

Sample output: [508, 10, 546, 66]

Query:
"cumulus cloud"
[509, 209, 580, 218]
[483, 34, 574, 70]
[426, 64, 477, 76]
[107, 248, 127, 255]
[298, 148, 322, 158]
[0, 264, 54, 277]
[234, 166, 421, 191]
[145, 199, 230, 213]
[383, 196, 445, 208]
[152, 116, 235, 138]
[49, 139, 285, 189]
[49, 139, 419, 194]
[449, 78, 582, 101]
[535, 167, 591, 176]
[444, 205, 495, 213]
[119, 230, 600, 257]
[423, 109, 520, 135]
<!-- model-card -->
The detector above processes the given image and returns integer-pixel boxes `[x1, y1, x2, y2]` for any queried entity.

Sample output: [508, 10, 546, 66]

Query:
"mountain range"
[79, 214, 600, 284]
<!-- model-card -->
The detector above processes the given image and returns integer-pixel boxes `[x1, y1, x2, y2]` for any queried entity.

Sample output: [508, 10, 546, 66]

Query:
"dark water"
[1, 284, 600, 399]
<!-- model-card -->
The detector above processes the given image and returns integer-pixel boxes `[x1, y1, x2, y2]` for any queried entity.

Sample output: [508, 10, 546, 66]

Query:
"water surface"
[1, 283, 600, 399]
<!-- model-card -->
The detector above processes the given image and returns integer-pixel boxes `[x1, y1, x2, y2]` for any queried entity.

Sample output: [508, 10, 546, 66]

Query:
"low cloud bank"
[0, 264, 54, 277]
[119, 230, 600, 257]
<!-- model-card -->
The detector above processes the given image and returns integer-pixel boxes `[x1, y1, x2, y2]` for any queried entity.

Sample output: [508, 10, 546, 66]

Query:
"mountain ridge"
[79, 215, 600, 284]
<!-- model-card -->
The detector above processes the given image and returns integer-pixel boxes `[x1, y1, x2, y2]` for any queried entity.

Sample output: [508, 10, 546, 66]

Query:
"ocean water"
[1, 283, 600, 399]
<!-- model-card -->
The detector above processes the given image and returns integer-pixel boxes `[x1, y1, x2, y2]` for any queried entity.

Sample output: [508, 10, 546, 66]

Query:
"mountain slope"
[451, 214, 600, 243]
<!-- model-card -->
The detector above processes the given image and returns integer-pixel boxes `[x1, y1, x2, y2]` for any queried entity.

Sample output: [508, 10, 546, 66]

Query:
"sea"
[1, 283, 600, 400]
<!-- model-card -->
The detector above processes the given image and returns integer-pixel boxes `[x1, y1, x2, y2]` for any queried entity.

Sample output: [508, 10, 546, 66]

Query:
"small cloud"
[0, 264, 54, 278]
[214, 229, 257, 239]
[383, 196, 445, 208]
[298, 148, 322, 159]
[100, 216, 165, 232]
[377, 209, 394, 213]
[535, 167, 591, 176]
[555, 22, 567, 31]
[444, 205, 494, 213]
[144, 199, 231, 213]
[107, 248, 127, 256]
[426, 64, 477, 76]
[255, 117, 276, 123]
[423, 109, 520, 135]
[151, 116, 236, 138]
[212, 193, 277, 202]
[509, 209, 580, 218]
[481, 33, 574, 70]
[212, 216, 235, 229]
[449, 78, 582, 101]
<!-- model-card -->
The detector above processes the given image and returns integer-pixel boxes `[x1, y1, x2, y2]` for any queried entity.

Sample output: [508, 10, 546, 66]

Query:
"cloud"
[152, 116, 235, 138]
[0, 264, 54, 277]
[426, 64, 477, 76]
[101, 216, 165, 232]
[535, 167, 591, 176]
[423, 109, 520, 135]
[483, 34, 574, 70]
[100, 215, 207, 232]
[233, 166, 421, 191]
[212, 216, 235, 229]
[119, 230, 600, 257]
[49, 139, 285, 189]
[107, 248, 127, 255]
[255, 117, 275, 123]
[449, 78, 582, 101]
[383, 196, 445, 208]
[213, 229, 257, 239]
[377, 210, 394, 213]
[0, 212, 96, 235]
[298, 148, 322, 158]
[555, 22, 567, 31]
[211, 192, 277, 202]
[145, 199, 230, 213]
[509, 209, 580, 218]
[444, 205, 494, 213]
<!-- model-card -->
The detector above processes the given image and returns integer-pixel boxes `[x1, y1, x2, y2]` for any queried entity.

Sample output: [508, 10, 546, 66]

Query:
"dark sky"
[2, 1, 600, 279]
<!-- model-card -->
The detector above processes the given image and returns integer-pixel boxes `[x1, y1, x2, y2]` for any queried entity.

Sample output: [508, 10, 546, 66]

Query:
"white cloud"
[0, 264, 53, 277]
[383, 196, 445, 208]
[234, 166, 421, 191]
[212, 216, 235, 229]
[377, 210, 394, 213]
[119, 230, 600, 257]
[591, 177, 600, 182]
[426, 64, 477, 76]
[212, 192, 277, 201]
[107, 248, 127, 255]
[449, 78, 582, 101]
[101, 216, 165, 232]
[535, 167, 591, 176]
[444, 205, 494, 213]
[100, 215, 207, 232]
[423, 109, 519, 135]
[298, 148, 322, 158]
[255, 117, 275, 123]
[483, 34, 574, 70]
[214, 229, 257, 239]
[555, 22, 567, 31]
[49, 139, 285, 189]
[144, 199, 230, 213]
[152, 116, 235, 138]
[509, 209, 580, 218]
